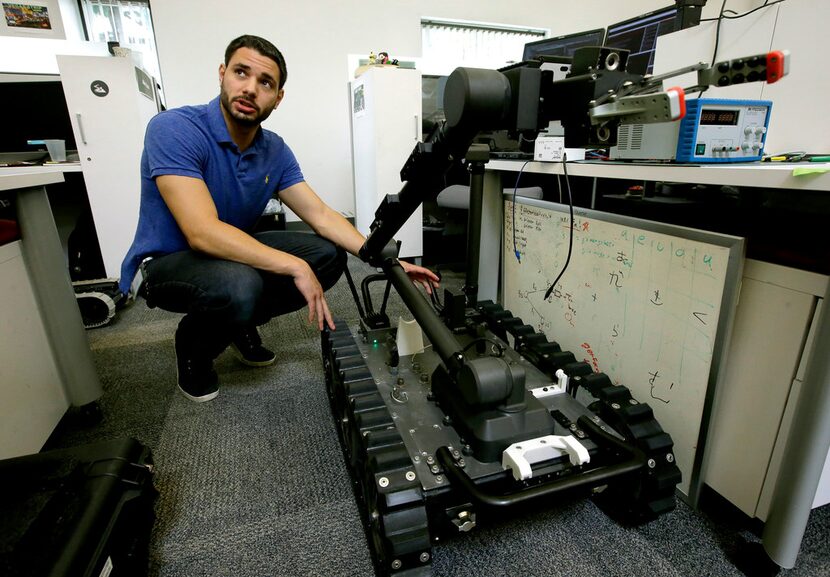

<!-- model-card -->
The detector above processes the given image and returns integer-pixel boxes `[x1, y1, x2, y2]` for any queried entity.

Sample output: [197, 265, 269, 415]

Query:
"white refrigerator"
[350, 66, 423, 259]
[58, 55, 160, 279]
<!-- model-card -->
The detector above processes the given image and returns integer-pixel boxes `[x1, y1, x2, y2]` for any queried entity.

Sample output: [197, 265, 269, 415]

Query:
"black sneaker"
[174, 337, 219, 402]
[231, 327, 276, 367]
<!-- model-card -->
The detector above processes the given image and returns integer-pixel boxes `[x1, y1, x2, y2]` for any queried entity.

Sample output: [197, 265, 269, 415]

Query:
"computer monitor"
[522, 28, 606, 61]
[604, 6, 678, 74]
[0, 78, 77, 156]
[421, 74, 447, 137]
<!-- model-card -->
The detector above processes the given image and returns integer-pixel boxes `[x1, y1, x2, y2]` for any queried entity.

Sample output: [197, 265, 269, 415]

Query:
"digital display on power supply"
[700, 109, 740, 126]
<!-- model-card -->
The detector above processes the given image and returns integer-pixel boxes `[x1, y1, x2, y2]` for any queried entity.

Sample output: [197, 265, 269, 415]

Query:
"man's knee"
[214, 269, 264, 322]
[147, 256, 264, 323]
[319, 244, 347, 291]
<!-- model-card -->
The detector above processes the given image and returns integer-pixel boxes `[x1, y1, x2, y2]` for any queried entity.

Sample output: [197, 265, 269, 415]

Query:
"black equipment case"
[0, 437, 157, 577]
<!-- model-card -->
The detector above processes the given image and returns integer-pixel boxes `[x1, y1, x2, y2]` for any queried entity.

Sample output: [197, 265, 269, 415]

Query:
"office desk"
[487, 159, 830, 191]
[0, 168, 102, 459]
[477, 161, 830, 302]
[482, 159, 830, 569]
[1, 161, 83, 174]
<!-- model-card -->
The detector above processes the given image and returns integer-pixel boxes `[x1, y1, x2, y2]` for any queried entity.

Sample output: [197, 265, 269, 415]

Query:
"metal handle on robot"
[589, 49, 788, 126]
[590, 86, 686, 125]
[435, 416, 646, 508]
[593, 49, 790, 108]
[502, 434, 591, 481]
[696, 50, 790, 89]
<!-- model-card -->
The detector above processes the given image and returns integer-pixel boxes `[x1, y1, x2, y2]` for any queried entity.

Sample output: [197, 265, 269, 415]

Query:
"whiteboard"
[502, 196, 744, 498]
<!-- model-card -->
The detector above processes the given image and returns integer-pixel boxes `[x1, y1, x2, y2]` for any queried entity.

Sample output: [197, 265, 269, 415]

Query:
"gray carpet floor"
[47, 256, 830, 577]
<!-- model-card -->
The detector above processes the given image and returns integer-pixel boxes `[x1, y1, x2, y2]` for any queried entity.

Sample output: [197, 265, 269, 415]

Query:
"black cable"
[342, 263, 367, 319]
[712, 0, 729, 66]
[462, 338, 505, 357]
[701, 0, 786, 21]
[511, 160, 532, 262]
[722, 0, 785, 18]
[696, 0, 730, 98]
[429, 285, 444, 313]
[380, 276, 393, 315]
[697, 0, 787, 102]
[543, 153, 574, 301]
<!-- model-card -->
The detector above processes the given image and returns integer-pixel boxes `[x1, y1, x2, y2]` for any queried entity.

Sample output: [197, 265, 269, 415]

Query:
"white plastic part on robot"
[530, 368, 570, 399]
[396, 317, 424, 356]
[502, 433, 591, 481]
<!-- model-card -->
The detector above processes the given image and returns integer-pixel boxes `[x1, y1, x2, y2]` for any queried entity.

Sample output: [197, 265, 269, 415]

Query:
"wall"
[3, 1, 765, 217]
[0, 0, 104, 74]
[654, 0, 828, 155]
[153, 0, 748, 219]
[758, 0, 830, 155]
[0, 0, 84, 41]
[57, 0, 85, 40]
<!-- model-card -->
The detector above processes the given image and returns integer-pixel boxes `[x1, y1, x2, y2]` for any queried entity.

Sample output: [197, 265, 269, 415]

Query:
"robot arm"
[358, 68, 514, 267]
[357, 68, 519, 382]
[546, 47, 789, 146]
[356, 46, 788, 385]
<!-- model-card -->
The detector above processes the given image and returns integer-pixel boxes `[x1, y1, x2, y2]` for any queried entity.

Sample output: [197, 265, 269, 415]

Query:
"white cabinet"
[703, 260, 829, 519]
[350, 67, 423, 259]
[0, 240, 66, 458]
[0, 170, 103, 458]
[756, 297, 830, 516]
[57, 55, 159, 278]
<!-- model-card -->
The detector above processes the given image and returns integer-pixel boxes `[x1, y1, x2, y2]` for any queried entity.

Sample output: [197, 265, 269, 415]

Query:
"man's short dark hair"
[224, 35, 287, 89]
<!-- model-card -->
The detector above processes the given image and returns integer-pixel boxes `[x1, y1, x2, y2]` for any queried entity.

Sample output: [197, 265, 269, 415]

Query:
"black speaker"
[675, 0, 707, 29]
[571, 46, 630, 75]
[0, 438, 157, 577]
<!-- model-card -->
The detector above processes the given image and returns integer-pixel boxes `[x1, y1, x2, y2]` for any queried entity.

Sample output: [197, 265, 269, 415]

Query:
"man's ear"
[218, 63, 226, 84]
[274, 88, 285, 109]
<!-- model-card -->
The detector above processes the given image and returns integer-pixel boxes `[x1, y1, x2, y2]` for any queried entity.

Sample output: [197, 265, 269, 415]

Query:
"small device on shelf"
[613, 98, 773, 163]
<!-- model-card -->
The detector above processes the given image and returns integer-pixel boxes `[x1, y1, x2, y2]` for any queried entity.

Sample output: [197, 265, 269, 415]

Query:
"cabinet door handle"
[76, 113, 88, 145]
[414, 114, 420, 140]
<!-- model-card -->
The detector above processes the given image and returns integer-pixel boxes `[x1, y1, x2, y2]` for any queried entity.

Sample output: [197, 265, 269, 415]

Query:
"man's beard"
[219, 85, 273, 127]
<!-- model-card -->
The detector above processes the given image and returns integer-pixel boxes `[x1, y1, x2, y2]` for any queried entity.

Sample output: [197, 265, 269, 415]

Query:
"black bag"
[68, 208, 106, 282]
[0, 437, 157, 577]
[73, 279, 124, 329]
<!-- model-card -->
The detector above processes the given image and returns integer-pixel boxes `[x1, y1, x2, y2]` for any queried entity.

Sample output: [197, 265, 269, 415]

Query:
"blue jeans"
[142, 231, 346, 358]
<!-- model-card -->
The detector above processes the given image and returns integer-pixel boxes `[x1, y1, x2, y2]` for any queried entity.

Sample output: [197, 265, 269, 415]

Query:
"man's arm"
[279, 181, 440, 293]
[157, 174, 335, 329]
[278, 181, 364, 255]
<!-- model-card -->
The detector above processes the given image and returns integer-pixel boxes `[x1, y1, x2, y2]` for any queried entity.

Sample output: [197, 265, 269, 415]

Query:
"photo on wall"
[4, 3, 51, 28]
[0, 0, 64, 38]
[352, 83, 366, 117]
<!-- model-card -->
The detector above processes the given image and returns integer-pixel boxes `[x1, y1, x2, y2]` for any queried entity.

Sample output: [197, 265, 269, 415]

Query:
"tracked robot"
[322, 46, 789, 576]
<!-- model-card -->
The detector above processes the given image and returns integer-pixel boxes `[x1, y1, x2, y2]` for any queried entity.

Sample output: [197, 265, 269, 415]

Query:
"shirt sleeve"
[144, 111, 209, 180]
[276, 140, 305, 192]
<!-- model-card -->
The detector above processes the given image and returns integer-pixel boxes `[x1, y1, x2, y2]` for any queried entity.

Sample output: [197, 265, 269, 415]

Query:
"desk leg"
[478, 170, 503, 303]
[762, 282, 830, 568]
[591, 177, 598, 209]
[16, 185, 103, 407]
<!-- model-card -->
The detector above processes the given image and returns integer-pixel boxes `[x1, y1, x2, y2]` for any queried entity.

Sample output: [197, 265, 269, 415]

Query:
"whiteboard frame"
[501, 193, 745, 505]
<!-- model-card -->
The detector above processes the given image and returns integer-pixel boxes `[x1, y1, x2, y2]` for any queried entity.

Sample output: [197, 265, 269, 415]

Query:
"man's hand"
[292, 261, 335, 331]
[400, 260, 440, 294]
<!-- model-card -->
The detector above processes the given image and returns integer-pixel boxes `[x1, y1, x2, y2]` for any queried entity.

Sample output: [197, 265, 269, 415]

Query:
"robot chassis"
[322, 46, 789, 576]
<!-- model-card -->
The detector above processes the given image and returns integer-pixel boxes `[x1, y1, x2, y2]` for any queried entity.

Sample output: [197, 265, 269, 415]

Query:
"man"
[120, 35, 438, 402]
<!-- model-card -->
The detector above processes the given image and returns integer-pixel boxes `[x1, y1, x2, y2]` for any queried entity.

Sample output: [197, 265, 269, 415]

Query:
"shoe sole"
[175, 343, 219, 402]
[230, 343, 276, 367]
[177, 384, 219, 403]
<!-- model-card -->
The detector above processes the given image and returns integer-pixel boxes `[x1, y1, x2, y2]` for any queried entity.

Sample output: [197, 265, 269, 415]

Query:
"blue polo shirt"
[119, 96, 304, 294]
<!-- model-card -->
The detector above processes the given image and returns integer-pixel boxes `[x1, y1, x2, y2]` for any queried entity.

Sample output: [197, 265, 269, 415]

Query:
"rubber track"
[476, 301, 682, 522]
[322, 321, 432, 577]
